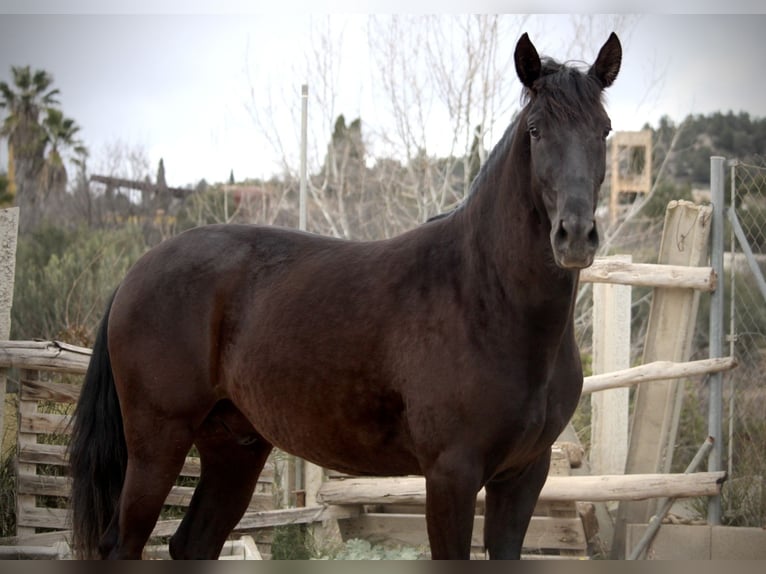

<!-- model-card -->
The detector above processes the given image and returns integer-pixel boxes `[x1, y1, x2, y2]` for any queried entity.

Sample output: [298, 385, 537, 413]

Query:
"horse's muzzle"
[551, 216, 599, 269]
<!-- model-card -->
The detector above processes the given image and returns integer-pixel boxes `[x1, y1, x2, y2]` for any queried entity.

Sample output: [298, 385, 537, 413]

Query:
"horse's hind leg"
[483, 450, 551, 560]
[169, 401, 273, 560]
[104, 417, 195, 559]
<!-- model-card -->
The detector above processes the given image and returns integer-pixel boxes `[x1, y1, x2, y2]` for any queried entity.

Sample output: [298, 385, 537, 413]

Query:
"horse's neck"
[454, 140, 578, 309]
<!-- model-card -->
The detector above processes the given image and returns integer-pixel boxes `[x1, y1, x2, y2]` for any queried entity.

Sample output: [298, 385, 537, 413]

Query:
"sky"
[1, 1, 765, 187]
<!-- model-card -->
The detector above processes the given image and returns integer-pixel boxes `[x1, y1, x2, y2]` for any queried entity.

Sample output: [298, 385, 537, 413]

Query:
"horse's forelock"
[521, 58, 605, 123]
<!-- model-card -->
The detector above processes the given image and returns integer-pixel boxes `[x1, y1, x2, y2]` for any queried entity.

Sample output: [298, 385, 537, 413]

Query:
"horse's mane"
[429, 57, 606, 219]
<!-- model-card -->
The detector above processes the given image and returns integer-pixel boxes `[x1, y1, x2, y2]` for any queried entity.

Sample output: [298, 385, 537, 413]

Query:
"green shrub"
[12, 224, 148, 345]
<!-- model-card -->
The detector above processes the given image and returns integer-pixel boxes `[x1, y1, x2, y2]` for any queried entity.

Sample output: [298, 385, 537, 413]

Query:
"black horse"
[69, 32, 621, 559]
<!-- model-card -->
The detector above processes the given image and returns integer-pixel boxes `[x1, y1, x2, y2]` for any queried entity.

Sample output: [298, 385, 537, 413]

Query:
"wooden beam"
[581, 259, 716, 291]
[317, 471, 725, 506]
[582, 357, 737, 395]
[0, 340, 90, 374]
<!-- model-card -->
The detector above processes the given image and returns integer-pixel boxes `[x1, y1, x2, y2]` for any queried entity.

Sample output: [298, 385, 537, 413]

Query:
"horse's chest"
[487, 349, 583, 467]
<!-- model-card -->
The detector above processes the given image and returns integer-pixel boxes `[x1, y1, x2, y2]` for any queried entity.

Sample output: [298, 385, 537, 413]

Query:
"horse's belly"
[233, 384, 422, 477]
[268, 425, 421, 477]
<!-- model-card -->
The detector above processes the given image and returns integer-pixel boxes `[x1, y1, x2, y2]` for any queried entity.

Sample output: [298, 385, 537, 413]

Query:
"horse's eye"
[602, 127, 612, 140]
[529, 126, 541, 140]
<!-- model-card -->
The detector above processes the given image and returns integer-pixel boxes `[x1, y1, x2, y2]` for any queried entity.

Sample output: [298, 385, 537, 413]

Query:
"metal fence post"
[708, 156, 725, 525]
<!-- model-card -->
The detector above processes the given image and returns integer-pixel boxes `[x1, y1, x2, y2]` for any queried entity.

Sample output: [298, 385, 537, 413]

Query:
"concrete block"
[626, 524, 711, 559]
[712, 526, 766, 560]
[628, 524, 766, 560]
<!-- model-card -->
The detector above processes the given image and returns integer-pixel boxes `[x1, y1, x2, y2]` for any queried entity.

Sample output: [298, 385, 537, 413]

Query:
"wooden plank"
[16, 494, 276, 536]
[150, 504, 360, 538]
[615, 201, 713, 557]
[16, 444, 273, 484]
[19, 411, 70, 435]
[178, 458, 274, 482]
[0, 544, 67, 560]
[18, 442, 68, 466]
[17, 474, 275, 511]
[20, 378, 80, 404]
[162, 486, 274, 511]
[17, 474, 71, 498]
[1, 530, 71, 548]
[338, 514, 586, 552]
[317, 472, 725, 506]
[17, 506, 69, 531]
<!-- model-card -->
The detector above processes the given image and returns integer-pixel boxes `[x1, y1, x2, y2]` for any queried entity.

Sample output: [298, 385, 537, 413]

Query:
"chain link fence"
[724, 158, 766, 526]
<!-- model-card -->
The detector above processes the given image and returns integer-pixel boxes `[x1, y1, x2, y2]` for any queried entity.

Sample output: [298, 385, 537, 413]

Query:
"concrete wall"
[627, 524, 766, 559]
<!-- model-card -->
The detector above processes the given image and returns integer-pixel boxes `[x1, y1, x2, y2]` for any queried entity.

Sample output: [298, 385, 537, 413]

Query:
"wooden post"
[304, 462, 324, 507]
[591, 254, 631, 478]
[0, 207, 19, 450]
[612, 201, 712, 558]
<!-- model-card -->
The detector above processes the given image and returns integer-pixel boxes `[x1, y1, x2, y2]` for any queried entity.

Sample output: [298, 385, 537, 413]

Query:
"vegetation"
[316, 538, 425, 560]
[11, 225, 148, 344]
[0, 443, 15, 538]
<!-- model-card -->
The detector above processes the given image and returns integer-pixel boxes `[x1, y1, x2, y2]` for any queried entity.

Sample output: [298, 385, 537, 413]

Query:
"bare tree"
[67, 139, 152, 228]
[245, 15, 657, 244]
[366, 15, 529, 223]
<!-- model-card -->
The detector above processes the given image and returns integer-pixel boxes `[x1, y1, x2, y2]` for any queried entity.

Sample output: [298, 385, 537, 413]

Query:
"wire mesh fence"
[724, 158, 766, 526]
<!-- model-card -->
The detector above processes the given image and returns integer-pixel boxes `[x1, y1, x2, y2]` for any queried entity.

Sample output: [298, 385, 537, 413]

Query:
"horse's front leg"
[423, 452, 483, 559]
[483, 449, 552, 559]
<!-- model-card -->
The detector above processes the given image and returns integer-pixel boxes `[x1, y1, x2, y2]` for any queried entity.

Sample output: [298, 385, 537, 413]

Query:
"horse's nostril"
[587, 221, 599, 244]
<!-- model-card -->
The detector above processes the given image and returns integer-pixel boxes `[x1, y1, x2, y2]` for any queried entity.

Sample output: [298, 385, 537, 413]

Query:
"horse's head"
[514, 33, 621, 269]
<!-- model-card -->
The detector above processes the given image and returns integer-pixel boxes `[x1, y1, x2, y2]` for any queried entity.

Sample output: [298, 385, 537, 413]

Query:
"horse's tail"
[68, 290, 126, 559]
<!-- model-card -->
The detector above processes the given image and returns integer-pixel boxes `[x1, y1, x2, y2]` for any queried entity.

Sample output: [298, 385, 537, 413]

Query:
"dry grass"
[2, 394, 17, 456]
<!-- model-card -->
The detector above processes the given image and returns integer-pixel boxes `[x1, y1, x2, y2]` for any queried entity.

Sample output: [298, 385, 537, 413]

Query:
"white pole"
[591, 254, 632, 483]
[299, 84, 308, 232]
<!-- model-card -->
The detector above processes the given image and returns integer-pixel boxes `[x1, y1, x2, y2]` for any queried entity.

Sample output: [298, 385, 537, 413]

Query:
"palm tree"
[41, 107, 86, 196]
[0, 65, 60, 231]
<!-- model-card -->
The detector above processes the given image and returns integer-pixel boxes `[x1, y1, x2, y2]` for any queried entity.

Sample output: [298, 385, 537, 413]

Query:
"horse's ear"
[589, 32, 622, 88]
[514, 33, 541, 89]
